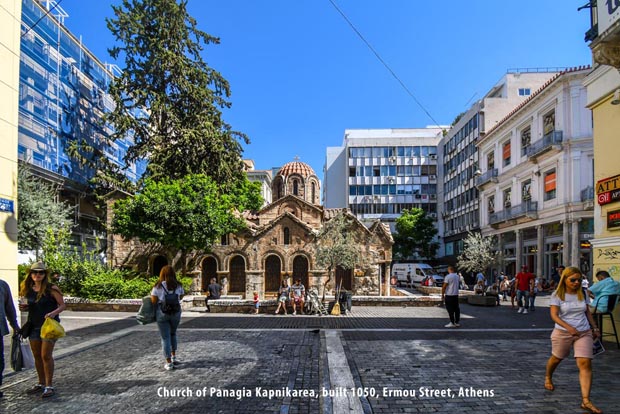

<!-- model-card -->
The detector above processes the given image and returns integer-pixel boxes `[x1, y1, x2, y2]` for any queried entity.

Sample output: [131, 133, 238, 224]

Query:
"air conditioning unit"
[429, 174, 437, 180]
[389, 156, 396, 163]
[430, 194, 437, 200]
[429, 213, 437, 219]
[429, 154, 437, 160]
[388, 176, 395, 183]
[414, 194, 422, 199]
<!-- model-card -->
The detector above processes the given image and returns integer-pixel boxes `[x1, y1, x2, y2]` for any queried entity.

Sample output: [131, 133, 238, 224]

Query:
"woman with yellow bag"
[18, 262, 66, 398]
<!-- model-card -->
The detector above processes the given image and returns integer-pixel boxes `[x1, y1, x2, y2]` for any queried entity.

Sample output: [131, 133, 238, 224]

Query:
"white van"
[391, 263, 444, 287]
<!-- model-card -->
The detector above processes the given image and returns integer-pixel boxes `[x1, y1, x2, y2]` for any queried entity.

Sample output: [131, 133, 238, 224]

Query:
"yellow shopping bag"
[41, 318, 65, 340]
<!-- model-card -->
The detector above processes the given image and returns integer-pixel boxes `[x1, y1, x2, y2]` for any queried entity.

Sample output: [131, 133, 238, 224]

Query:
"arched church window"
[284, 227, 290, 245]
[311, 182, 316, 203]
[293, 180, 299, 195]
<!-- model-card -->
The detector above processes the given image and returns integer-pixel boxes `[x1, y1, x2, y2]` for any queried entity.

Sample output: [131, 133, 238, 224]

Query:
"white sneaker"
[523, 309, 528, 314]
[518, 308, 523, 314]
[293, 311, 297, 315]
[454, 323, 460, 327]
[445, 322, 456, 328]
[171, 356, 180, 365]
[164, 362, 174, 371]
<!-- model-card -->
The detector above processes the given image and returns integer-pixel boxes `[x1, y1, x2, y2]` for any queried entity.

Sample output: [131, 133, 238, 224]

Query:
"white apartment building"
[440, 70, 562, 262]
[324, 127, 445, 234]
[244, 159, 272, 207]
[476, 66, 594, 279]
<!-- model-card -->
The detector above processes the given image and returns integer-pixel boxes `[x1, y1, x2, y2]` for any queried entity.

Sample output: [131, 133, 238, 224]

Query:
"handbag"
[136, 296, 156, 325]
[41, 318, 66, 340]
[19, 321, 33, 338]
[10, 334, 35, 371]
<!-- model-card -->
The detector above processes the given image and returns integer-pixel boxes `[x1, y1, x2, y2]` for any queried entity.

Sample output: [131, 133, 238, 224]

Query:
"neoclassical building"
[108, 160, 393, 298]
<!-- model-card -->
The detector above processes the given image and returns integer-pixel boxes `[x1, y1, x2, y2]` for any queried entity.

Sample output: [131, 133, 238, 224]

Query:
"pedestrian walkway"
[1, 305, 618, 413]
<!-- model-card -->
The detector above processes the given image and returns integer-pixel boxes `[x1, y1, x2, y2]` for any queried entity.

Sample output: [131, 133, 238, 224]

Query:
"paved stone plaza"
[1, 299, 619, 413]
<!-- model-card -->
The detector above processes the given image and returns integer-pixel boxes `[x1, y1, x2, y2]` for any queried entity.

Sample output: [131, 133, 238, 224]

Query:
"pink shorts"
[550, 328, 593, 359]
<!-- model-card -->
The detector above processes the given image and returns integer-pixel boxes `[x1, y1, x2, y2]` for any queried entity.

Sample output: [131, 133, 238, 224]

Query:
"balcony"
[526, 131, 563, 159]
[581, 186, 594, 210]
[475, 168, 498, 187]
[489, 201, 538, 226]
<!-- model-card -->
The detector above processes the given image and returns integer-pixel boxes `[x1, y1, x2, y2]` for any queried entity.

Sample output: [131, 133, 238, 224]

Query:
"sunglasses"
[31, 270, 46, 275]
[567, 276, 583, 283]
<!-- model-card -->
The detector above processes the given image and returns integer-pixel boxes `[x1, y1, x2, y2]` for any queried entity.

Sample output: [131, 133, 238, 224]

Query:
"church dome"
[276, 160, 316, 179]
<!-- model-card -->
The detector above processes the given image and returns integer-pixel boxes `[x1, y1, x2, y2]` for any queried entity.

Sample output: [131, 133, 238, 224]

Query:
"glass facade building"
[18, 0, 146, 248]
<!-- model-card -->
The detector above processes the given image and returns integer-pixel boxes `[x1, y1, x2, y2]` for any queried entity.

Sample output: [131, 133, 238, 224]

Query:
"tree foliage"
[457, 232, 500, 273]
[315, 211, 360, 301]
[105, 0, 248, 188]
[17, 165, 73, 255]
[393, 208, 438, 260]
[111, 174, 262, 274]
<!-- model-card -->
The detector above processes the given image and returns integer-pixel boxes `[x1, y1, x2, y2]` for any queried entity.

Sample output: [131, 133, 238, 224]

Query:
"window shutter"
[502, 142, 511, 160]
[544, 171, 556, 192]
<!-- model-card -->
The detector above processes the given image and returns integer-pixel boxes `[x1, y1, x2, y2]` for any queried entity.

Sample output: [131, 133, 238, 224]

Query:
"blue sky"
[57, 0, 592, 182]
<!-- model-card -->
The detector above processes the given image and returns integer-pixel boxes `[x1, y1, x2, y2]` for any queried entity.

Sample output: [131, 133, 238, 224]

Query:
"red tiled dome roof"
[276, 161, 316, 179]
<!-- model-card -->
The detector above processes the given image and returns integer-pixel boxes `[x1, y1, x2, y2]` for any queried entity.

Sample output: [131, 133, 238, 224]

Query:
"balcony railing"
[581, 186, 594, 202]
[475, 168, 498, 187]
[489, 201, 538, 225]
[527, 131, 563, 159]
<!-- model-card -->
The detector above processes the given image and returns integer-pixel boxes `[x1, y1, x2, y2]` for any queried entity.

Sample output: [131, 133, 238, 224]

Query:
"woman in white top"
[151, 265, 184, 371]
[544, 267, 602, 414]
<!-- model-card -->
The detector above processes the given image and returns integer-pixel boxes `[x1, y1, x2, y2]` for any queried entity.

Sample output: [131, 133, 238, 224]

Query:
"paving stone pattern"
[1, 329, 322, 414]
[343, 335, 620, 414]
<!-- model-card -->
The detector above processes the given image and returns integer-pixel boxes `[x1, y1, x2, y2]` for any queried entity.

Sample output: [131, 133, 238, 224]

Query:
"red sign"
[608, 209, 620, 229]
[598, 189, 620, 206]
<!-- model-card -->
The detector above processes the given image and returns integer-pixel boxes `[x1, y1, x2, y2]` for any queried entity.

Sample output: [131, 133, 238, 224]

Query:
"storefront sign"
[0, 198, 14, 213]
[608, 209, 620, 229]
[598, 0, 620, 35]
[598, 189, 620, 205]
[596, 174, 620, 205]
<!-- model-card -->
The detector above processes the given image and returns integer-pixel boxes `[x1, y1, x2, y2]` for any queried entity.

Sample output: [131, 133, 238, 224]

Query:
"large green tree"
[315, 211, 359, 302]
[393, 208, 439, 260]
[105, 0, 247, 188]
[111, 174, 262, 275]
[17, 166, 74, 256]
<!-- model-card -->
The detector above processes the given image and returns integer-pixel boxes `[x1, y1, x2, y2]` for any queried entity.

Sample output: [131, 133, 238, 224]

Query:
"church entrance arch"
[229, 255, 246, 294]
[335, 266, 352, 291]
[152, 255, 168, 277]
[292, 255, 309, 288]
[202, 257, 218, 292]
[265, 255, 282, 292]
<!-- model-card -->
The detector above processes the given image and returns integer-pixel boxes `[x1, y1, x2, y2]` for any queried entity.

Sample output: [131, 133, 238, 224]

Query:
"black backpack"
[161, 286, 180, 314]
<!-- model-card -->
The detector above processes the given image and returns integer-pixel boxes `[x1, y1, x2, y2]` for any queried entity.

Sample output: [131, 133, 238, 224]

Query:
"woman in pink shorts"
[544, 266, 602, 413]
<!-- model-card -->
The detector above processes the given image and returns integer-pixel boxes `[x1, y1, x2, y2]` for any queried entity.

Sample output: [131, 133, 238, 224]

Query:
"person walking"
[500, 277, 510, 301]
[205, 277, 221, 313]
[0, 277, 20, 398]
[18, 261, 66, 398]
[275, 280, 290, 315]
[441, 266, 460, 328]
[151, 265, 184, 371]
[544, 267, 602, 414]
[515, 265, 535, 314]
[529, 275, 543, 311]
[253, 291, 260, 314]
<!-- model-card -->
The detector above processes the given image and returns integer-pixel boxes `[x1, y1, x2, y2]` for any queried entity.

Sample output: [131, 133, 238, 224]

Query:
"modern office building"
[1, 0, 22, 295]
[582, 1, 620, 329]
[18, 0, 145, 250]
[324, 127, 445, 244]
[476, 67, 593, 279]
[439, 70, 561, 265]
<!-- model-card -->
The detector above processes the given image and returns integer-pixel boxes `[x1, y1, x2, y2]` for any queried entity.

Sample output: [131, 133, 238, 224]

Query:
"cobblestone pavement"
[1, 303, 619, 413]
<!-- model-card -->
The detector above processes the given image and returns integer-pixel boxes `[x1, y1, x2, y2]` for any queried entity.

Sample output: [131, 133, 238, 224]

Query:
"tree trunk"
[321, 266, 333, 303]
